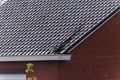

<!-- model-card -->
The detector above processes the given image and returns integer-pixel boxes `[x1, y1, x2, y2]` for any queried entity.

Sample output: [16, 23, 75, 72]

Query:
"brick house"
[0, 0, 120, 80]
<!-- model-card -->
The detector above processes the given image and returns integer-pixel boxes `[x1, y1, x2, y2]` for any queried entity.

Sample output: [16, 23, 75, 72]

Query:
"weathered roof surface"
[0, 0, 120, 56]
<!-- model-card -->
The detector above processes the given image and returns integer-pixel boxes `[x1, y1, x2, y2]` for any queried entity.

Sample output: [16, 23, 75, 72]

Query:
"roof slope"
[0, 0, 120, 56]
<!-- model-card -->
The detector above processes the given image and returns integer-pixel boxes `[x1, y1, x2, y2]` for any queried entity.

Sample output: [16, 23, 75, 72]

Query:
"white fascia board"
[0, 54, 71, 62]
[0, 74, 26, 80]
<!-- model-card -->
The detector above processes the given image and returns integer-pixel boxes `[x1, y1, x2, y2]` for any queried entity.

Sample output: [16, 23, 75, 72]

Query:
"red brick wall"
[58, 12, 120, 80]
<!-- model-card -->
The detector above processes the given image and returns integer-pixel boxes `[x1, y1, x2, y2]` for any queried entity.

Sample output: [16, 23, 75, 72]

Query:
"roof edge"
[67, 7, 120, 53]
[0, 54, 71, 62]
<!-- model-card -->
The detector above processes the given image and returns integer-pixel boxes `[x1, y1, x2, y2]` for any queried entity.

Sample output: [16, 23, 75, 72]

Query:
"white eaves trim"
[0, 74, 26, 80]
[0, 54, 71, 62]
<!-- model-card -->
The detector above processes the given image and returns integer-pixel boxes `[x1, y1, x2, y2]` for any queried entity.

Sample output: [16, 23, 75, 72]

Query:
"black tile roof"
[0, 0, 120, 56]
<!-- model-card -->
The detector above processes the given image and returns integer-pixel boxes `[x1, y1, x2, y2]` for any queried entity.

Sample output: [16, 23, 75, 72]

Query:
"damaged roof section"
[0, 0, 120, 61]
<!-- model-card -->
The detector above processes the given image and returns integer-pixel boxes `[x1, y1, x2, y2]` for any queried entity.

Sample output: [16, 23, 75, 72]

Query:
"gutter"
[0, 54, 71, 62]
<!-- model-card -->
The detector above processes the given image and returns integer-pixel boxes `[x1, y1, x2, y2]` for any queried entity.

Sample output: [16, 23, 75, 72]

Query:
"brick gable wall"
[58, 12, 120, 80]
